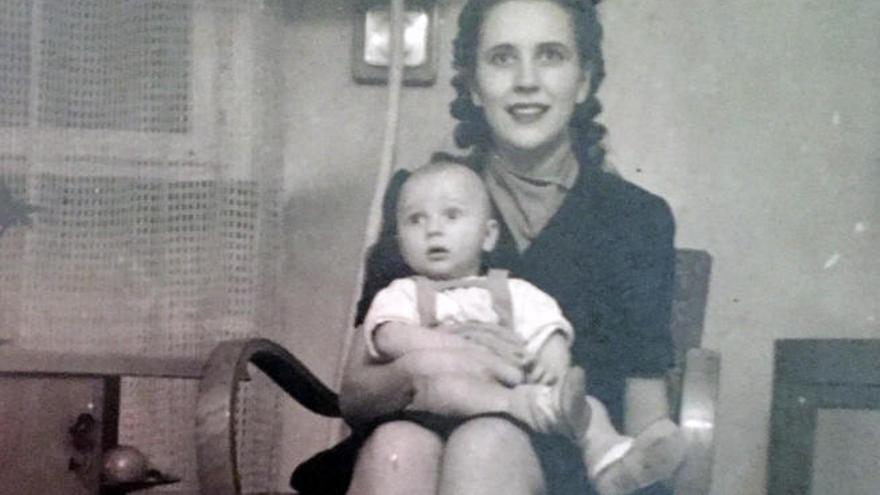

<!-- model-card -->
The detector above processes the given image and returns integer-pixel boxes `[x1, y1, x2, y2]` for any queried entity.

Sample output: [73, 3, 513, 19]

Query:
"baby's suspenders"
[413, 269, 514, 329]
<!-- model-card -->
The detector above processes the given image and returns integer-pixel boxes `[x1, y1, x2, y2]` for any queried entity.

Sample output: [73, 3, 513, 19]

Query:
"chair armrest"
[673, 348, 721, 495]
[196, 338, 339, 495]
[0, 348, 203, 378]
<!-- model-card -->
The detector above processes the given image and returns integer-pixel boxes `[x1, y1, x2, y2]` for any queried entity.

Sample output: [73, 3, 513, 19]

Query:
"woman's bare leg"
[439, 416, 545, 495]
[347, 420, 444, 495]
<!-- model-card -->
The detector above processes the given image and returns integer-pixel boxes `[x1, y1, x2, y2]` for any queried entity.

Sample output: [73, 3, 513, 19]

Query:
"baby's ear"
[482, 219, 499, 252]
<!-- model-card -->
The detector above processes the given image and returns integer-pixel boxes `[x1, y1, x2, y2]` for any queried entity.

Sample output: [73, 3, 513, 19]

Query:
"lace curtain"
[0, 1, 287, 491]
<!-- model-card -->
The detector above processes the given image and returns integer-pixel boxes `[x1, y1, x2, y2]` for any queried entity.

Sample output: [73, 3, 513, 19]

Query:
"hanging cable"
[332, 0, 406, 434]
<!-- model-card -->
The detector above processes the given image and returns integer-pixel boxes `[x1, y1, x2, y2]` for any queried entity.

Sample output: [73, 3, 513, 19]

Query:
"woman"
[305, 1, 676, 494]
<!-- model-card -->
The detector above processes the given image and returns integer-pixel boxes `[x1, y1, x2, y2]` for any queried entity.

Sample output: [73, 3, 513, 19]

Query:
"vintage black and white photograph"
[0, 1, 877, 494]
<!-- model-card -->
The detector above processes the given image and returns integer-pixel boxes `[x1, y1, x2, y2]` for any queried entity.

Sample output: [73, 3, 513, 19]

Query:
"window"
[0, 0, 190, 133]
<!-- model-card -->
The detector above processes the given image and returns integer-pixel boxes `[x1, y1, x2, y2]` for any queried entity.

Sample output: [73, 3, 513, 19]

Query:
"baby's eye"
[444, 208, 462, 220]
[406, 213, 425, 225]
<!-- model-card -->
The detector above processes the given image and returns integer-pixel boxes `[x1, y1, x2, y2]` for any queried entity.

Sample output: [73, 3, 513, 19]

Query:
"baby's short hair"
[427, 151, 473, 168]
[403, 152, 492, 216]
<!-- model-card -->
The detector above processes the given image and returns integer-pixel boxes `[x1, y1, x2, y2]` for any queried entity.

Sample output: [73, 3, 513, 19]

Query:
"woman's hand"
[340, 329, 526, 425]
[446, 322, 531, 369]
[400, 346, 526, 387]
[399, 348, 528, 418]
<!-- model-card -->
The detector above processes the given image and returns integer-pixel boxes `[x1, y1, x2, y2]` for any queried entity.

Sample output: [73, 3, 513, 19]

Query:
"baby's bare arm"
[528, 331, 571, 385]
[374, 321, 476, 361]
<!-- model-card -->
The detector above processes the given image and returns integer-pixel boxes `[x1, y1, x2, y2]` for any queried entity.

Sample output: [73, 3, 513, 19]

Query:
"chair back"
[670, 249, 713, 364]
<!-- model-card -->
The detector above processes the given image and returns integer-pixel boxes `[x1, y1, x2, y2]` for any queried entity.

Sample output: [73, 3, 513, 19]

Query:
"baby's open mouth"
[427, 246, 449, 258]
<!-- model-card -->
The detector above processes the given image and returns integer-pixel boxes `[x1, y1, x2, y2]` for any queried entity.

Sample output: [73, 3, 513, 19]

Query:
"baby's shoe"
[590, 419, 685, 495]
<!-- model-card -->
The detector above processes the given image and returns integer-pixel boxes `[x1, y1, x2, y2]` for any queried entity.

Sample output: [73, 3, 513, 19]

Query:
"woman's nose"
[513, 59, 538, 92]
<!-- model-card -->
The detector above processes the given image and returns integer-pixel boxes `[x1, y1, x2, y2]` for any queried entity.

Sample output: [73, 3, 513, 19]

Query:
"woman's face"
[471, 0, 589, 159]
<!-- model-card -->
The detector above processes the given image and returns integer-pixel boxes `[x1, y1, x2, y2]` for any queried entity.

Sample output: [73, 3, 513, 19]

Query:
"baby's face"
[396, 166, 498, 280]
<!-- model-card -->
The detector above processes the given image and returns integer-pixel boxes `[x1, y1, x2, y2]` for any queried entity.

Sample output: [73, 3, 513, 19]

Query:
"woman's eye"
[537, 47, 566, 64]
[488, 50, 516, 66]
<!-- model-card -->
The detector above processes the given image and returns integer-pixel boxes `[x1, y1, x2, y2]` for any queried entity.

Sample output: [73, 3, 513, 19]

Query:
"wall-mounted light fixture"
[353, 0, 438, 86]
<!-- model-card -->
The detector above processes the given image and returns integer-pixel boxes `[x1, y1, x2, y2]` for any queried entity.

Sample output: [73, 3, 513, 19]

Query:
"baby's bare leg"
[582, 396, 632, 470]
[581, 396, 685, 495]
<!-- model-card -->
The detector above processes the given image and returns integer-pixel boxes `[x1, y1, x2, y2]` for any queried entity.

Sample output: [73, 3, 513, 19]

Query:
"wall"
[275, 1, 880, 493]
[600, 1, 880, 494]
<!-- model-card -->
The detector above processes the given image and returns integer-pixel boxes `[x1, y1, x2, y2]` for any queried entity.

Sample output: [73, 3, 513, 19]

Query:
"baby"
[363, 157, 684, 495]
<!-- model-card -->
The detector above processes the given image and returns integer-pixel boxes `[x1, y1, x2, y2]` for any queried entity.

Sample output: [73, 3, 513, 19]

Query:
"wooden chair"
[668, 249, 721, 495]
[196, 249, 721, 495]
[0, 348, 207, 495]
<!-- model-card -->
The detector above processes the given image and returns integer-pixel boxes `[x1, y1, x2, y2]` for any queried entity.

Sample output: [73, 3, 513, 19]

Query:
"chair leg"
[672, 349, 720, 495]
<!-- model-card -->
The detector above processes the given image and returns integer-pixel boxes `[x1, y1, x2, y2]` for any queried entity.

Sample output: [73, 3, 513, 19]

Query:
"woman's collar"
[487, 145, 579, 191]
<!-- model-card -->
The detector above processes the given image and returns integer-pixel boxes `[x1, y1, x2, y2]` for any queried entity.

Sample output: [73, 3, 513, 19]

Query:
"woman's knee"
[441, 417, 544, 494]
[348, 421, 443, 495]
[447, 416, 532, 459]
[358, 420, 444, 467]
[349, 420, 444, 495]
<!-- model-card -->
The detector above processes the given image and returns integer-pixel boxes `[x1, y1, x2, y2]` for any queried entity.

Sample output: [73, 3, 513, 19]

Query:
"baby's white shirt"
[363, 276, 573, 361]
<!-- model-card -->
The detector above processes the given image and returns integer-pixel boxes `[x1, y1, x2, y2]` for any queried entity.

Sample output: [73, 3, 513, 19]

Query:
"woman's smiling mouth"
[507, 103, 549, 123]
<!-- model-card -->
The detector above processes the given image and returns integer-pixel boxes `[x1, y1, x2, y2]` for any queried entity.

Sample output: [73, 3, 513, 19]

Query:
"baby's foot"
[508, 367, 590, 435]
[555, 366, 590, 440]
[590, 419, 685, 495]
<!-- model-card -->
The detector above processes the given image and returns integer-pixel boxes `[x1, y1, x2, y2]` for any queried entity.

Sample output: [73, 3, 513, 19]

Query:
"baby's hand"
[527, 359, 567, 386]
[527, 331, 571, 385]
